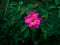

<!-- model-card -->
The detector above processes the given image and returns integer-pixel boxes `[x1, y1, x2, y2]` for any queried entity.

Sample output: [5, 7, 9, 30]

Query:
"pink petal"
[29, 12, 39, 17]
[33, 24, 39, 28]
[28, 23, 34, 28]
[35, 20, 40, 25]
[29, 12, 36, 15]
[24, 15, 31, 19]
[32, 20, 41, 28]
[33, 20, 40, 28]
[32, 14, 39, 18]
[25, 19, 30, 24]
[28, 24, 32, 28]
[38, 18, 42, 20]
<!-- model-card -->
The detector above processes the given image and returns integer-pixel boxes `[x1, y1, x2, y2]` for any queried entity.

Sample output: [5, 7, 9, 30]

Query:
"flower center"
[30, 18, 35, 22]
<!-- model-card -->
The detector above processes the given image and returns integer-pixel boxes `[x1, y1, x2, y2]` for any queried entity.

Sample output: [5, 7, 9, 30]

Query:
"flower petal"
[28, 24, 33, 28]
[29, 12, 39, 17]
[32, 19, 40, 28]
[35, 20, 40, 25]
[24, 15, 31, 19]
[25, 19, 30, 24]
[33, 24, 39, 28]
[29, 12, 36, 15]
[38, 18, 42, 20]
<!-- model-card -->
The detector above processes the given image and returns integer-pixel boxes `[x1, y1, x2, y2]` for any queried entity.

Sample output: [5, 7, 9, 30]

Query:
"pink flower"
[24, 12, 42, 28]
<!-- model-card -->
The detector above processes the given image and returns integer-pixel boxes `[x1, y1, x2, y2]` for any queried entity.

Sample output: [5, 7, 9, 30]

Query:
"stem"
[4, 0, 9, 15]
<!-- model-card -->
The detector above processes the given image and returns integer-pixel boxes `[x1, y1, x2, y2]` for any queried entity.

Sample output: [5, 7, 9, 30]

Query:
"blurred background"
[0, 0, 60, 45]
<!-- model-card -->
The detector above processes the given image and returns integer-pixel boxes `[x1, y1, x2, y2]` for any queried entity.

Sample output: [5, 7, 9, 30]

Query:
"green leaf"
[58, 9, 60, 18]
[9, 1, 17, 6]
[23, 29, 29, 38]
[48, 5, 56, 8]
[55, 0, 60, 5]
[3, 0, 9, 15]
[17, 5, 20, 12]
[17, 1, 23, 12]
[31, 33, 36, 41]
[41, 26, 47, 40]
[31, 28, 37, 32]
[34, 40, 39, 45]
[18, 1, 23, 5]
[13, 38, 18, 45]
[20, 25, 28, 32]
[41, 22, 54, 40]
[57, 6, 60, 8]
[41, 8, 48, 18]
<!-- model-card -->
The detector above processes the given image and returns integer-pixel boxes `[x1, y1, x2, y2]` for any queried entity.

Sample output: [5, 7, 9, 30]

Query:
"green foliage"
[0, 0, 60, 45]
